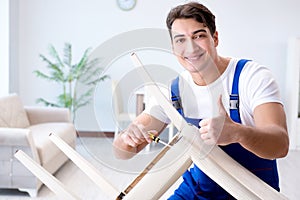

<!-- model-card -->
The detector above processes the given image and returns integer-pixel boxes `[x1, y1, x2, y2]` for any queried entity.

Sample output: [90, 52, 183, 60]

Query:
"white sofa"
[0, 94, 77, 197]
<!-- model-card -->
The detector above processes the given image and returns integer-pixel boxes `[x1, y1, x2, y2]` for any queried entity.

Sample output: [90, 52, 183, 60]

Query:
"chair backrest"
[111, 80, 136, 122]
[111, 80, 124, 116]
[0, 93, 30, 128]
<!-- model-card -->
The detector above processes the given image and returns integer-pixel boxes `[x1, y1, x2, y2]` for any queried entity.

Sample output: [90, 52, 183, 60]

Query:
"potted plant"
[34, 42, 109, 122]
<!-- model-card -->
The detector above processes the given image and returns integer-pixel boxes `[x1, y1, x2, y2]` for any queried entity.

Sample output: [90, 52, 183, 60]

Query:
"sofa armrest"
[24, 106, 71, 125]
[0, 127, 40, 164]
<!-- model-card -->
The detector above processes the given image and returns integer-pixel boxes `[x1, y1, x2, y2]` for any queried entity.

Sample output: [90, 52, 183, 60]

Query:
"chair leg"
[114, 125, 119, 140]
[145, 144, 150, 152]
[168, 123, 174, 142]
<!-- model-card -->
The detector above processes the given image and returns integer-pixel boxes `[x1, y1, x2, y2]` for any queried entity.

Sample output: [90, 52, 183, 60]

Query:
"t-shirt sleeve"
[241, 63, 282, 112]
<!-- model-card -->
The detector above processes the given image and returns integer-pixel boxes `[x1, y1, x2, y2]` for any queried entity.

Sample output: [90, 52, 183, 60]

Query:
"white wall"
[10, 0, 300, 132]
[0, 0, 9, 96]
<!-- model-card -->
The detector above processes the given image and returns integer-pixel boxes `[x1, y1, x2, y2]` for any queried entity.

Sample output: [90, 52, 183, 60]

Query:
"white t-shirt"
[144, 58, 282, 127]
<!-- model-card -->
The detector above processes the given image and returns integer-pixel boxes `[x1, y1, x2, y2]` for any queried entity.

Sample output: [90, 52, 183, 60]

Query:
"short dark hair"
[166, 2, 216, 37]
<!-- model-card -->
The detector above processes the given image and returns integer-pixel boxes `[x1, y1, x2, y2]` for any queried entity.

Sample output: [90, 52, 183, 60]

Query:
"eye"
[175, 38, 186, 44]
[193, 33, 205, 40]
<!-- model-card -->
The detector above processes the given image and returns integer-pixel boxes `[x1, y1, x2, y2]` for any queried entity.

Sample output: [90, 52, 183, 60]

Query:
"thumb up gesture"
[199, 95, 239, 145]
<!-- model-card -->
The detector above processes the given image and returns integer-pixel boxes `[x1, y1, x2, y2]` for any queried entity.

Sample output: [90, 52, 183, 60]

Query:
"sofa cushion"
[0, 94, 30, 128]
[28, 122, 76, 165]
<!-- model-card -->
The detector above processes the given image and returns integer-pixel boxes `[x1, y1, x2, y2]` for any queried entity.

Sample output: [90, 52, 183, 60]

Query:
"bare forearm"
[236, 124, 289, 159]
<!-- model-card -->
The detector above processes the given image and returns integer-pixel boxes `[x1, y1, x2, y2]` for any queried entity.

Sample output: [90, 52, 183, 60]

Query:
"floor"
[0, 137, 299, 200]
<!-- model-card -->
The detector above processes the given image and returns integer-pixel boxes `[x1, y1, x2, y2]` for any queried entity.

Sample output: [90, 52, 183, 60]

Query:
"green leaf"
[63, 43, 72, 67]
[86, 75, 110, 86]
[76, 48, 91, 71]
[36, 98, 61, 107]
[57, 93, 72, 109]
[38, 54, 65, 82]
[48, 44, 65, 68]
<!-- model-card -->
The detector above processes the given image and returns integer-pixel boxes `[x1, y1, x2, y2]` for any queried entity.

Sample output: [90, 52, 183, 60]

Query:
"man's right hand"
[121, 122, 154, 147]
[113, 113, 167, 159]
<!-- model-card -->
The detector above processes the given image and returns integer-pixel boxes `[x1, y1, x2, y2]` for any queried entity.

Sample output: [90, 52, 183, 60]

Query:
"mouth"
[184, 53, 204, 62]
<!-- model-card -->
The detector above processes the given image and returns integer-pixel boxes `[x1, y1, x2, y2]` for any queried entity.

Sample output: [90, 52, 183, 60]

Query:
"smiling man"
[113, 2, 289, 199]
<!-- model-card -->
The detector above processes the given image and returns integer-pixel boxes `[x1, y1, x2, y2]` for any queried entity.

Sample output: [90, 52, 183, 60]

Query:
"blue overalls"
[168, 60, 280, 200]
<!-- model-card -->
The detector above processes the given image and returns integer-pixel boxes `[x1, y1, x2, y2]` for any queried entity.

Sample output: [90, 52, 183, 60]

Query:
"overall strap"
[230, 59, 250, 123]
[171, 77, 201, 126]
[171, 76, 184, 116]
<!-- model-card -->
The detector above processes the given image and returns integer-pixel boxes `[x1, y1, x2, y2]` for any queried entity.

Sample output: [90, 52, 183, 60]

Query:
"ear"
[213, 31, 219, 47]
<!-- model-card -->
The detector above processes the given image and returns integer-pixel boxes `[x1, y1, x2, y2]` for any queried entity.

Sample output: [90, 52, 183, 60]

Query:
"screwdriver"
[147, 132, 172, 147]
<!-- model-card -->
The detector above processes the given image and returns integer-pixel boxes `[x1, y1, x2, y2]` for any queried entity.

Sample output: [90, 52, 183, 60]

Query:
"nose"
[172, 37, 204, 57]
[185, 38, 201, 54]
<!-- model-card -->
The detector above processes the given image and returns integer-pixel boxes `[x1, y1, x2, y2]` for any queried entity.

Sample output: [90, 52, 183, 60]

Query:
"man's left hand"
[199, 95, 239, 145]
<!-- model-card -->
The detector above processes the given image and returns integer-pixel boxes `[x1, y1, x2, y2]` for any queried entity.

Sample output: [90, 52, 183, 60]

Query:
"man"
[113, 2, 289, 199]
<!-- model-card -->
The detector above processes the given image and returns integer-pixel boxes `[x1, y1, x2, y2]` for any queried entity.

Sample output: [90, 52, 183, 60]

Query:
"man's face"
[171, 18, 218, 73]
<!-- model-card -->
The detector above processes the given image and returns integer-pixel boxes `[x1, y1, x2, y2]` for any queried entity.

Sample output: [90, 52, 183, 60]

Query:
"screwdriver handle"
[148, 133, 160, 143]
